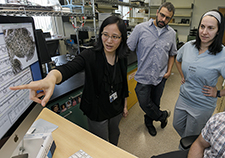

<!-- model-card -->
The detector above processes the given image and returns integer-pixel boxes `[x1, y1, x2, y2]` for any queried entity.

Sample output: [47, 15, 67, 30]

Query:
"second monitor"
[71, 31, 89, 45]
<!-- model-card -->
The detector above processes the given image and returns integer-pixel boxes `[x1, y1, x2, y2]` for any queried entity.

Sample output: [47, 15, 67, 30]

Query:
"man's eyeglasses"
[159, 12, 172, 21]
[101, 32, 121, 41]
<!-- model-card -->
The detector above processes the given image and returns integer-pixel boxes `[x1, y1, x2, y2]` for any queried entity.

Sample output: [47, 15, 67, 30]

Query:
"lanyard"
[102, 51, 117, 91]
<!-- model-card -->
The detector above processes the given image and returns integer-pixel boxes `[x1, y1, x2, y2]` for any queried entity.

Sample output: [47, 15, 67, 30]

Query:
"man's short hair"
[158, 2, 175, 17]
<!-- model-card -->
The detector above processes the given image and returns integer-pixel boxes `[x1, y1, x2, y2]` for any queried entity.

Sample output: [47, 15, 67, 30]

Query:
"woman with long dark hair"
[10, 16, 129, 145]
[173, 9, 225, 144]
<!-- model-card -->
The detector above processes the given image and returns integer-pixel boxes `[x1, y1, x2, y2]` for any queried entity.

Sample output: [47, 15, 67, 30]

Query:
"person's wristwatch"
[217, 90, 221, 98]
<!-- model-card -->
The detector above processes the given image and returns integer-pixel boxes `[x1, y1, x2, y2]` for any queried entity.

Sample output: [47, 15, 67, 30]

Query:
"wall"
[191, 0, 225, 28]
[169, 0, 225, 42]
[58, 0, 225, 52]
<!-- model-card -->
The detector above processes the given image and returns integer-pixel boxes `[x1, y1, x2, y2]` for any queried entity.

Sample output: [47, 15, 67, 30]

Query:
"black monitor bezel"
[78, 30, 89, 40]
[0, 15, 43, 149]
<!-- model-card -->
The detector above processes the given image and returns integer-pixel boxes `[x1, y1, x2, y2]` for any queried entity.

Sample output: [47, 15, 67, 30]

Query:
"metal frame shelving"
[0, 1, 97, 54]
[0, 9, 94, 17]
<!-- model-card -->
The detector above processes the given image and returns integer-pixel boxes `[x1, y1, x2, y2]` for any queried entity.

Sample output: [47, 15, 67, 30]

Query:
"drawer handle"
[63, 111, 72, 118]
[69, 92, 82, 100]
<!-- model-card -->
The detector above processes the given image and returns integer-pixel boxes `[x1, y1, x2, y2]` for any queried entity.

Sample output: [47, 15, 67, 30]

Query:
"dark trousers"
[135, 78, 167, 126]
[87, 113, 122, 146]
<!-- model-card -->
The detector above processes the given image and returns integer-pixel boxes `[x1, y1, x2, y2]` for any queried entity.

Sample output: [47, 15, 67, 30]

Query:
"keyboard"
[69, 149, 92, 158]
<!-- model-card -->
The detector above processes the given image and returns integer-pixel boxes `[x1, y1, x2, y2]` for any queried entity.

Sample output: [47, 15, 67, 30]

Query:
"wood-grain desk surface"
[36, 108, 137, 158]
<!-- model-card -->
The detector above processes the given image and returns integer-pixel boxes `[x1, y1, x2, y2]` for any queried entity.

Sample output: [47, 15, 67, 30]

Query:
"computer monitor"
[0, 16, 43, 157]
[35, 29, 54, 77]
[78, 31, 89, 45]
[35, 29, 51, 64]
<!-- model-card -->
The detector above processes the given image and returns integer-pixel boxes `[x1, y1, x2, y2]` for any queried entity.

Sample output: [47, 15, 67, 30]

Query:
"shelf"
[95, 0, 150, 8]
[174, 3, 194, 9]
[173, 14, 192, 18]
[127, 17, 144, 19]
[148, 4, 193, 9]
[149, 13, 191, 18]
[149, 6, 160, 8]
[175, 6, 192, 9]
[168, 23, 190, 26]
[0, 9, 94, 17]
[85, 19, 98, 22]
[97, 5, 118, 10]
[77, 19, 98, 23]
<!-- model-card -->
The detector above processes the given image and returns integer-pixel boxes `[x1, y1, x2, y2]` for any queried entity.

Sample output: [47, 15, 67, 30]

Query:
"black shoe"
[147, 125, 157, 136]
[161, 110, 171, 129]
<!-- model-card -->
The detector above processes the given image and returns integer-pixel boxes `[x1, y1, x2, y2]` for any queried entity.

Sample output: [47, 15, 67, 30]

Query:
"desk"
[36, 108, 137, 158]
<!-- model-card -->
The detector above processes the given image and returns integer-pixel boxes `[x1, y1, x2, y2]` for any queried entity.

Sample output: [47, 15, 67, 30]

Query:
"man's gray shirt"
[127, 19, 177, 85]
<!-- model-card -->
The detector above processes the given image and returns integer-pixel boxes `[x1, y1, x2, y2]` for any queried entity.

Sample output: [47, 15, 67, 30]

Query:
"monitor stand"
[11, 140, 28, 158]
[11, 138, 44, 158]
[11, 133, 54, 158]
[12, 153, 28, 158]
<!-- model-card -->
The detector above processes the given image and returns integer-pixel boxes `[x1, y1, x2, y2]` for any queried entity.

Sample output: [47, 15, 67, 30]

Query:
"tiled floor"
[118, 65, 182, 158]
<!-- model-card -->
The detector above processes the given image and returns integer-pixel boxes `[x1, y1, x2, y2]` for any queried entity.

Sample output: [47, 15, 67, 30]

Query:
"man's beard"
[156, 18, 166, 28]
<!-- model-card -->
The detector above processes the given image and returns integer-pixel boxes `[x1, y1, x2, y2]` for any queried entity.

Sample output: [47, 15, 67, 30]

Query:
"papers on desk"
[13, 133, 56, 158]
[16, 119, 58, 158]
[27, 118, 58, 134]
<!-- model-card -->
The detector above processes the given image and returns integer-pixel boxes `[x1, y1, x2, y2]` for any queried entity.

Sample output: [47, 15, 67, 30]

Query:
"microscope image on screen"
[3, 27, 36, 74]
[0, 16, 44, 158]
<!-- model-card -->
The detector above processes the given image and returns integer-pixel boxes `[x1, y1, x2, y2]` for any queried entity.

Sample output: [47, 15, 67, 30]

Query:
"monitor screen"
[78, 31, 89, 45]
[0, 16, 43, 157]
[35, 29, 51, 64]
[78, 31, 89, 40]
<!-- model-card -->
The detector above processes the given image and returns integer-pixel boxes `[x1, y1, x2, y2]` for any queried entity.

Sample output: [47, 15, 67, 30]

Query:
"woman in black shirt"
[10, 16, 129, 145]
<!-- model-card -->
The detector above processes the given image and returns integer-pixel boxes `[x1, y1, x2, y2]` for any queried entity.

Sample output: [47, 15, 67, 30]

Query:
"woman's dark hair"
[93, 16, 129, 58]
[193, 9, 225, 55]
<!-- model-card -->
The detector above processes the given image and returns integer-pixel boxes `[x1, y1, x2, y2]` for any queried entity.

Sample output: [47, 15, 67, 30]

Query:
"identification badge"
[109, 91, 118, 103]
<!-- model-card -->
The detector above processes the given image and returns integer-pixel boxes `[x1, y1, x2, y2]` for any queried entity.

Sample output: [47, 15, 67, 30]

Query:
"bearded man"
[127, 2, 177, 136]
